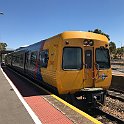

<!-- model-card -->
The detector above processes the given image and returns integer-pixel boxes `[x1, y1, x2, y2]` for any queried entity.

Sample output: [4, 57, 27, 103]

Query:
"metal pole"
[0, 12, 4, 15]
[0, 12, 4, 63]
[119, 41, 122, 48]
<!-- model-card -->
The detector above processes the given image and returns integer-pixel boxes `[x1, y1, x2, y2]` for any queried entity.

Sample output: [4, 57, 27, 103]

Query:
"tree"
[116, 47, 124, 59]
[109, 41, 116, 54]
[0, 42, 7, 50]
[88, 28, 110, 41]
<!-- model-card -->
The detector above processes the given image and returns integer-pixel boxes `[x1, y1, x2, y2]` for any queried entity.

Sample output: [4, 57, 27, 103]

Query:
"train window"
[19, 54, 23, 66]
[39, 50, 49, 68]
[16, 55, 20, 63]
[12, 55, 16, 63]
[96, 48, 110, 69]
[25, 51, 29, 64]
[30, 51, 37, 66]
[85, 50, 92, 69]
[62, 47, 82, 70]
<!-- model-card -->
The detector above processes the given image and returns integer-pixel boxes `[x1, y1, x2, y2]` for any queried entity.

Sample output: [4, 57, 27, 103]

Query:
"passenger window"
[20, 54, 23, 66]
[16, 55, 20, 63]
[25, 51, 29, 64]
[30, 51, 37, 66]
[39, 50, 49, 68]
[12, 55, 16, 63]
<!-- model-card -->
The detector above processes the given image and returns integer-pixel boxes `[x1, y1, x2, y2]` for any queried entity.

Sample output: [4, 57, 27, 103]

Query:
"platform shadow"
[2, 66, 49, 97]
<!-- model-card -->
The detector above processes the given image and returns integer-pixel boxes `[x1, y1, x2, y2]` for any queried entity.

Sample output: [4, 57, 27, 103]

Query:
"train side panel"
[24, 42, 42, 80]
[40, 35, 61, 88]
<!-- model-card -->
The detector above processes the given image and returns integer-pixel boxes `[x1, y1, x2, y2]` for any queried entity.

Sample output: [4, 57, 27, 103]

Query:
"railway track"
[109, 88, 124, 94]
[94, 108, 124, 124]
[107, 89, 124, 102]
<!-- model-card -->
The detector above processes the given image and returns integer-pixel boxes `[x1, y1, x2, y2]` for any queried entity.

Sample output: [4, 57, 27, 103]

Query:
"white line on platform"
[1, 67, 42, 124]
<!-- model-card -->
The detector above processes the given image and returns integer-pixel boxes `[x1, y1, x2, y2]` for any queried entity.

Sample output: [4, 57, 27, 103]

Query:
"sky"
[0, 0, 124, 49]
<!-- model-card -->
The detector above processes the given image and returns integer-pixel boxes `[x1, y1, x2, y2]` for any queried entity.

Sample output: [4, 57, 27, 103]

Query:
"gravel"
[101, 97, 124, 121]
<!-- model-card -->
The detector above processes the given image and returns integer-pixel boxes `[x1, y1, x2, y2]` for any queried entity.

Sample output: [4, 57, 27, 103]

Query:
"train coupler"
[79, 88, 107, 107]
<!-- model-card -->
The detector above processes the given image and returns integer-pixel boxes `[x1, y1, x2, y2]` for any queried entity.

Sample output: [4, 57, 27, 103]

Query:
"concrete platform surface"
[0, 67, 35, 124]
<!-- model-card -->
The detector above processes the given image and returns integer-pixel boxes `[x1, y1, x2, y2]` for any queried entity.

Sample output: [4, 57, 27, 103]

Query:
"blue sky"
[0, 0, 124, 49]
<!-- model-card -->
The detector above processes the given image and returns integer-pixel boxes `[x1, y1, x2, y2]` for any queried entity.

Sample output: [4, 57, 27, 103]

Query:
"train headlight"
[84, 40, 89, 45]
[105, 44, 108, 47]
[89, 40, 94, 46]
[65, 41, 69, 45]
[83, 39, 94, 46]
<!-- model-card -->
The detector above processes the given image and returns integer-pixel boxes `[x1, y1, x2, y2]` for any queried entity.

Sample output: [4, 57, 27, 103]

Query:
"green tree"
[109, 41, 116, 54]
[88, 28, 110, 40]
[0, 42, 7, 50]
[116, 47, 124, 59]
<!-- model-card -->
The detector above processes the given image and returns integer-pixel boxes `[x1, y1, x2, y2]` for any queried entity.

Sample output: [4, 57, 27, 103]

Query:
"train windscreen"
[62, 47, 82, 70]
[96, 48, 110, 69]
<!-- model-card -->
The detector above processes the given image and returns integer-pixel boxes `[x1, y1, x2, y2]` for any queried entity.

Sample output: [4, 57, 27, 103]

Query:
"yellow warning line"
[51, 94, 103, 124]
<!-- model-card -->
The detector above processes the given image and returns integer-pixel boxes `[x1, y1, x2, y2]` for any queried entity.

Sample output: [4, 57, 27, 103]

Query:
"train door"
[84, 47, 94, 87]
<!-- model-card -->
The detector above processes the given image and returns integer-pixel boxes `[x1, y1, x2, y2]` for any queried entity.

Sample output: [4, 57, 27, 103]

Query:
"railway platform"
[0, 67, 34, 124]
[112, 70, 124, 77]
[111, 70, 124, 91]
[0, 66, 102, 124]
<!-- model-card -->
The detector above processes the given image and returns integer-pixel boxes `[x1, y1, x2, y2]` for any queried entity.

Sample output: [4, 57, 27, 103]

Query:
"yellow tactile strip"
[43, 94, 102, 124]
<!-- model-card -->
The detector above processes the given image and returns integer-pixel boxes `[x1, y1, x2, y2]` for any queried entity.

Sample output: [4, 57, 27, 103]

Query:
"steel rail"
[107, 90, 124, 102]
[109, 88, 124, 94]
[95, 108, 124, 124]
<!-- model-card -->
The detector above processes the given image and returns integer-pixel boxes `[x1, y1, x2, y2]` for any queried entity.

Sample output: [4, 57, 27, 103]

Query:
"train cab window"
[39, 50, 49, 68]
[96, 48, 110, 69]
[62, 47, 82, 70]
[30, 51, 37, 66]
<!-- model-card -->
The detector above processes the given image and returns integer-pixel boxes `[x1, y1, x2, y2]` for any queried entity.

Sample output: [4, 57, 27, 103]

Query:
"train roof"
[60, 31, 108, 42]
[13, 31, 109, 53]
[14, 41, 43, 52]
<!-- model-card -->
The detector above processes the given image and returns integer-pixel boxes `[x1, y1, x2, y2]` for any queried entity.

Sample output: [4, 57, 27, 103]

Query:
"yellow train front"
[5, 31, 112, 106]
[41, 31, 112, 106]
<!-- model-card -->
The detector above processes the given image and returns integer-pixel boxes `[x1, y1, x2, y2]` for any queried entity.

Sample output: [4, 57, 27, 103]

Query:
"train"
[5, 31, 112, 107]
